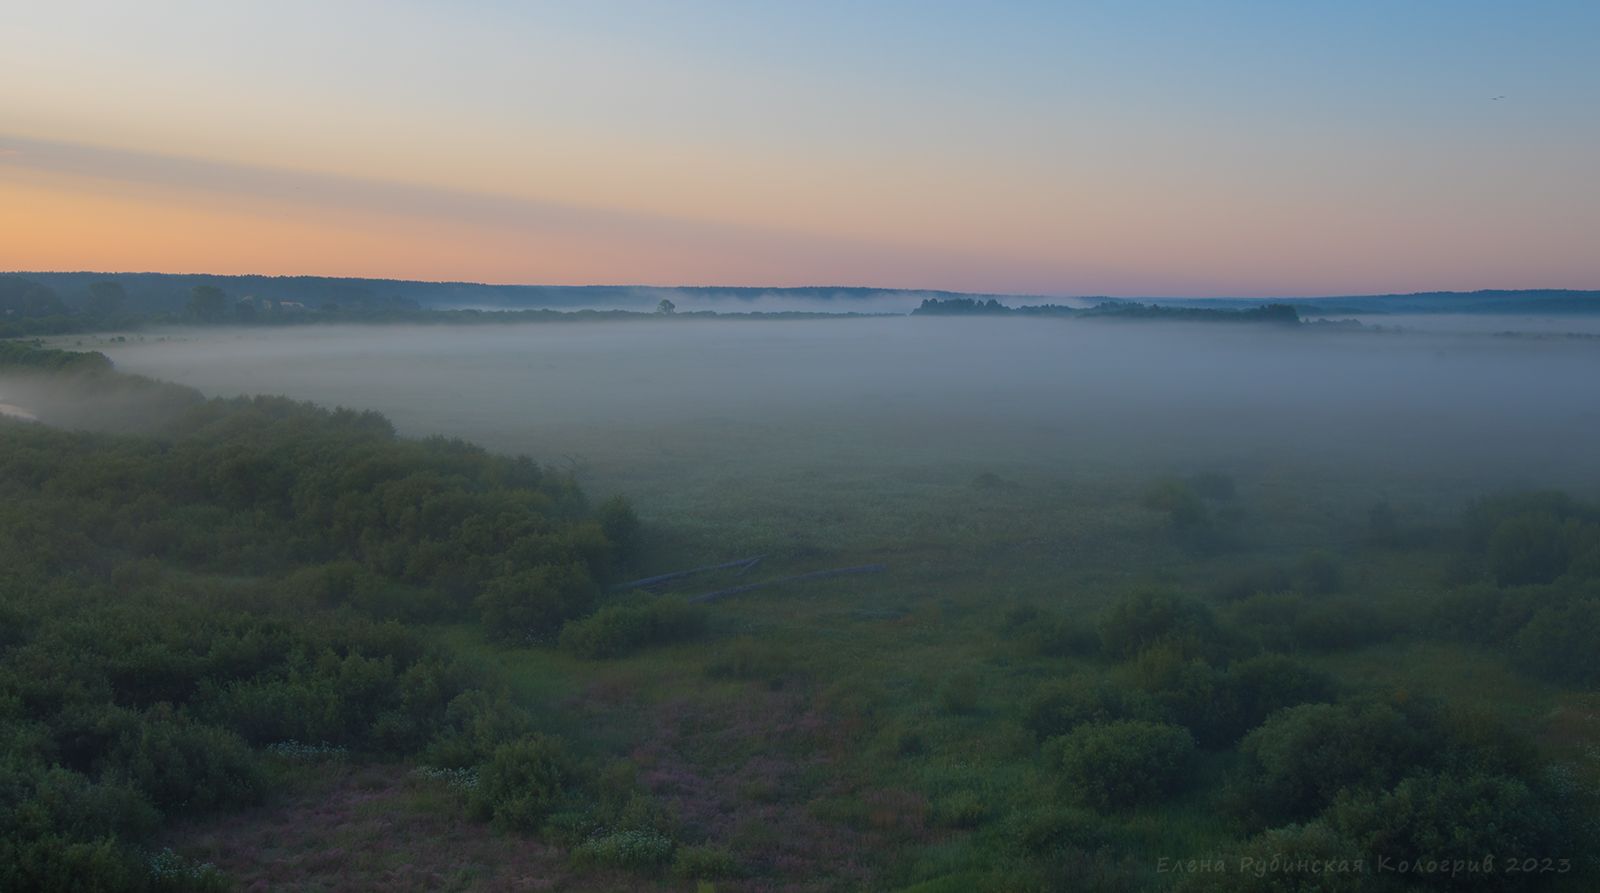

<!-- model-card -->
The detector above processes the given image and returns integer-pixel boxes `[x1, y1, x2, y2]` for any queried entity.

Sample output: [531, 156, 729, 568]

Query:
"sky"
[2, 0, 1598, 297]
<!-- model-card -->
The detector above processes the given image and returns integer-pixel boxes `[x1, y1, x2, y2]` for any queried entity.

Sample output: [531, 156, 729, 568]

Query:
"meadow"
[7, 316, 1600, 891]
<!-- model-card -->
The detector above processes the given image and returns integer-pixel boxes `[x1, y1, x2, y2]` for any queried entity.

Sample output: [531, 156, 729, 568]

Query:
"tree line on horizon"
[911, 296, 1303, 323]
[0, 275, 896, 337]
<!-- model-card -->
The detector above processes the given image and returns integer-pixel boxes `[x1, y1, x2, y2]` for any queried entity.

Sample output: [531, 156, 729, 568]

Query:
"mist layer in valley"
[48, 318, 1596, 552]
[76, 318, 1600, 481]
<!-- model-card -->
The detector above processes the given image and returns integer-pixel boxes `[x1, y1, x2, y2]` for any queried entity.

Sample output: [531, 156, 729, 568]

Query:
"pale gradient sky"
[3, 1, 1598, 296]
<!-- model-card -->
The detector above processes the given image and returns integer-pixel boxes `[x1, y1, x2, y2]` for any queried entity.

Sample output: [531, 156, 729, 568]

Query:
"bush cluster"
[1045, 719, 1195, 811]
[0, 345, 637, 888]
[558, 597, 707, 659]
[1433, 492, 1600, 684]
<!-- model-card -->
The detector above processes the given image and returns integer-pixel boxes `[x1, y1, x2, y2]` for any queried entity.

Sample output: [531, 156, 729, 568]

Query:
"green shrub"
[1428, 584, 1536, 645]
[1329, 772, 1566, 890]
[476, 563, 596, 642]
[470, 734, 579, 832]
[1025, 676, 1157, 741]
[558, 597, 706, 659]
[1488, 513, 1575, 586]
[1567, 541, 1600, 581]
[1045, 720, 1195, 811]
[1217, 654, 1335, 743]
[1462, 491, 1591, 551]
[1129, 649, 1334, 748]
[1098, 590, 1220, 660]
[424, 690, 535, 768]
[0, 835, 145, 893]
[1005, 805, 1107, 858]
[1416, 703, 1539, 779]
[102, 708, 264, 813]
[196, 643, 452, 751]
[1003, 605, 1100, 658]
[596, 495, 643, 566]
[1127, 644, 1229, 744]
[0, 765, 159, 845]
[1513, 597, 1600, 685]
[571, 829, 675, 872]
[1459, 491, 1600, 587]
[1234, 702, 1423, 825]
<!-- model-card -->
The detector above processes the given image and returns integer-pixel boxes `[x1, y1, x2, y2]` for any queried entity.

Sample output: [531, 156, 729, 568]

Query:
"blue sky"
[3, 1, 1597, 294]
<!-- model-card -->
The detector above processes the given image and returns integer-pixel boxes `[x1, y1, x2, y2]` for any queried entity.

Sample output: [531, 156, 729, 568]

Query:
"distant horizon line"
[5, 269, 1600, 303]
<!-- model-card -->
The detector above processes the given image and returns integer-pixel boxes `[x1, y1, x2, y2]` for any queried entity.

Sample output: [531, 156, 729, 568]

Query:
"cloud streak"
[1, 133, 1075, 292]
[1, 134, 729, 239]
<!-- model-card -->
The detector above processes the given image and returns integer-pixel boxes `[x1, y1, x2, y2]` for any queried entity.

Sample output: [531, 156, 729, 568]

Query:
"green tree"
[1329, 772, 1566, 890]
[0, 277, 67, 317]
[1045, 720, 1195, 811]
[187, 285, 228, 322]
[475, 563, 596, 641]
[596, 495, 642, 565]
[1216, 654, 1335, 743]
[655, 298, 677, 315]
[1236, 702, 1422, 824]
[1487, 513, 1574, 586]
[1514, 597, 1600, 685]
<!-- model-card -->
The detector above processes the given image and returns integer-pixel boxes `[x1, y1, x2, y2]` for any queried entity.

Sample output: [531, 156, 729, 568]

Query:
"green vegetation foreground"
[0, 343, 647, 889]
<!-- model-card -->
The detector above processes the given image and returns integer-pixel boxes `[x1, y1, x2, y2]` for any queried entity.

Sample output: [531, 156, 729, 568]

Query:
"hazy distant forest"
[6, 272, 1600, 339]
[3, 288, 1600, 891]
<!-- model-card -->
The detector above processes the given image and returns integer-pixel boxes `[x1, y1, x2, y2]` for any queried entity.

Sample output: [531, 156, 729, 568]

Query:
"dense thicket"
[996, 484, 1599, 891]
[0, 345, 638, 889]
[1434, 491, 1600, 685]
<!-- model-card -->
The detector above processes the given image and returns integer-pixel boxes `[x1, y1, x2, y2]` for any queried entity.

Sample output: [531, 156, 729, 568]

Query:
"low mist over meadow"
[19, 315, 1583, 600]
[82, 317, 1600, 494]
